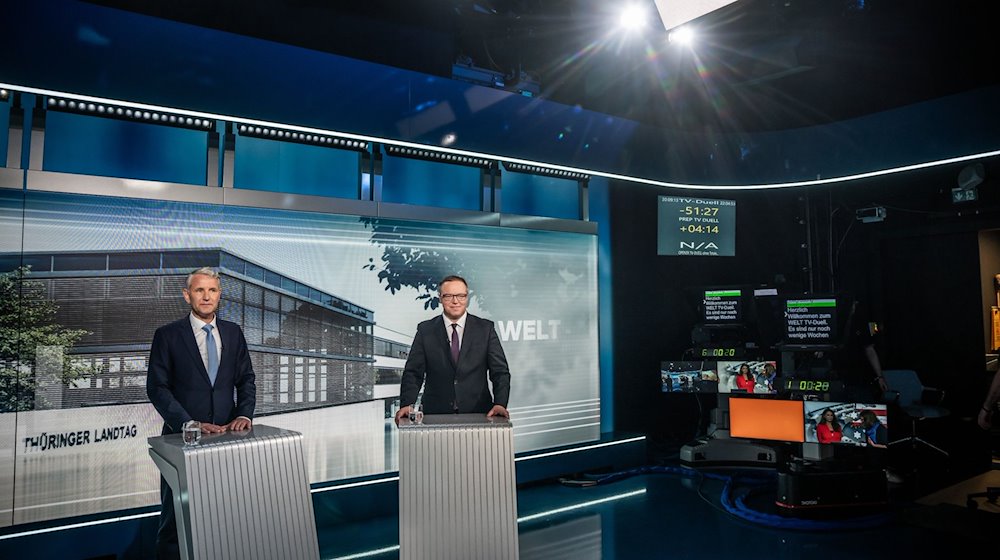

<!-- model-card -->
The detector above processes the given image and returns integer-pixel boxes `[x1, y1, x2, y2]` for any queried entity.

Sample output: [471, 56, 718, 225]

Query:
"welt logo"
[495, 320, 562, 342]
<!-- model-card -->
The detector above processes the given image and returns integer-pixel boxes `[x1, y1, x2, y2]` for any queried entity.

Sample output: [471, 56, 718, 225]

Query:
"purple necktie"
[450, 323, 460, 364]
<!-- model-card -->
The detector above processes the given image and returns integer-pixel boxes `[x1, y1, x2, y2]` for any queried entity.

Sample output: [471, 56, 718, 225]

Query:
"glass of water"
[182, 420, 202, 446]
[409, 403, 424, 424]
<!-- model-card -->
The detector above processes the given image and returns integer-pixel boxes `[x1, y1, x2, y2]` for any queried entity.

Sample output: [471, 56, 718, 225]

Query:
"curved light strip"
[516, 488, 647, 523]
[327, 545, 401, 560]
[0, 511, 157, 541]
[4, 82, 998, 190]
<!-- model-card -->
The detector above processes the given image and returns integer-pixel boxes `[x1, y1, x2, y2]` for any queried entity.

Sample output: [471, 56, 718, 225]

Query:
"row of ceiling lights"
[237, 124, 367, 150]
[35, 89, 581, 177]
[46, 96, 214, 130]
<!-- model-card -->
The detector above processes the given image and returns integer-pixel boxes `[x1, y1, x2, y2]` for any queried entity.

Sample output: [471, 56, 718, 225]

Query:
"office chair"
[882, 369, 950, 457]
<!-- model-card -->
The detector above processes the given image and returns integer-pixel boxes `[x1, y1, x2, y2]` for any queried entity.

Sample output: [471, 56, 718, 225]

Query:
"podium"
[148, 424, 320, 560]
[398, 414, 519, 560]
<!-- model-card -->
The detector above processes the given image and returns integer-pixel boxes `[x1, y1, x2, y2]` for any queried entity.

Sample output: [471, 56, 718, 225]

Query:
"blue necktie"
[450, 323, 460, 364]
[203, 324, 219, 386]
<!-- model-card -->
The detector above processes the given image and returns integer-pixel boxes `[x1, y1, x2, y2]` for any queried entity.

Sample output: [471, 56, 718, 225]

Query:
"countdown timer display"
[696, 345, 744, 358]
[782, 378, 845, 393]
[657, 196, 736, 256]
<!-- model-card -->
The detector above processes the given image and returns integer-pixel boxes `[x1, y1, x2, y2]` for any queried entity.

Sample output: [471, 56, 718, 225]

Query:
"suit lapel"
[216, 320, 229, 366]
[179, 319, 211, 384]
[455, 316, 481, 367]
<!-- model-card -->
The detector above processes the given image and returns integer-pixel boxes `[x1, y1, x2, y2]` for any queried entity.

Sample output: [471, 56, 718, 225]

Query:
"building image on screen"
[803, 401, 889, 446]
[660, 361, 719, 393]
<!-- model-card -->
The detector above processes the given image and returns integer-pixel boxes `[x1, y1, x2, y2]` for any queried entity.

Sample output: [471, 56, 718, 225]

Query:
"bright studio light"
[619, 5, 647, 30]
[669, 25, 695, 45]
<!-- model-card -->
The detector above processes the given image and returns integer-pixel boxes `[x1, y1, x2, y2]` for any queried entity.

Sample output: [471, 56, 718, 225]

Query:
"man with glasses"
[395, 275, 511, 423]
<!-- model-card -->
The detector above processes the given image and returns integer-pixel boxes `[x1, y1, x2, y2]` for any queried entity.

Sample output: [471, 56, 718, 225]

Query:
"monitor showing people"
[803, 401, 888, 446]
[716, 360, 778, 394]
[660, 361, 719, 392]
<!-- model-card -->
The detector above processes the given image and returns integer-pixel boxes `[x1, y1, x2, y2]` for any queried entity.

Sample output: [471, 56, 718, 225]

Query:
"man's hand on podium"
[226, 417, 252, 431]
[200, 423, 227, 434]
[395, 406, 412, 426]
[487, 405, 509, 419]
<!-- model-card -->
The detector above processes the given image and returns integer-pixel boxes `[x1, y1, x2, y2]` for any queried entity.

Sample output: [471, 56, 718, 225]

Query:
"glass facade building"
[2, 249, 375, 415]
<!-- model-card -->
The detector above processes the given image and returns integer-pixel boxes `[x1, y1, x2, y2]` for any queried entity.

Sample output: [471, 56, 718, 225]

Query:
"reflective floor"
[318, 459, 998, 560]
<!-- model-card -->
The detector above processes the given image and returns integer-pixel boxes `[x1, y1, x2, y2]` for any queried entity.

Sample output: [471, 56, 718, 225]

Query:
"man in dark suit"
[395, 275, 510, 422]
[146, 266, 256, 560]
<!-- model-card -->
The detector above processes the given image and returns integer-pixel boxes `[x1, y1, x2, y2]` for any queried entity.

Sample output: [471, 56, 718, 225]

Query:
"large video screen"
[0, 188, 600, 527]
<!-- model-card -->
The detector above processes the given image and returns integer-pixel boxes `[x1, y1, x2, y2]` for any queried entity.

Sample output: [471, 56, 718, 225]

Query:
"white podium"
[148, 424, 320, 560]
[398, 414, 519, 560]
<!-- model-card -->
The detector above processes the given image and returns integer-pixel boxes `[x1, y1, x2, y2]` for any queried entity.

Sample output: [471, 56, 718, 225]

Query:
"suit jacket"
[399, 313, 510, 414]
[147, 316, 256, 434]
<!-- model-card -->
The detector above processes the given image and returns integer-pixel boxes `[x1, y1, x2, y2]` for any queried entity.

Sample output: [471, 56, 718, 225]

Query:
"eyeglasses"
[440, 293, 468, 302]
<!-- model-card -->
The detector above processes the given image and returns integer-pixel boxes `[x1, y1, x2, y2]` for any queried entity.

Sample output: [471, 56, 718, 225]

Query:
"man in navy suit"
[395, 275, 510, 423]
[146, 266, 256, 560]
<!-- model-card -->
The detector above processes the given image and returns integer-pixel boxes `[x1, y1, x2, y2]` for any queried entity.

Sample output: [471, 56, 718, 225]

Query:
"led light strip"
[237, 124, 367, 150]
[5, 82, 996, 190]
[384, 144, 491, 167]
[326, 544, 401, 559]
[515, 488, 647, 523]
[503, 161, 589, 181]
[0, 511, 157, 541]
[46, 96, 213, 130]
[310, 476, 399, 494]
[514, 435, 646, 461]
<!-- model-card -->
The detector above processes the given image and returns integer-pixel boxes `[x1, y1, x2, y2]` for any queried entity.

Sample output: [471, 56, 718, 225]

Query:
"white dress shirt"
[442, 312, 467, 350]
[188, 313, 222, 372]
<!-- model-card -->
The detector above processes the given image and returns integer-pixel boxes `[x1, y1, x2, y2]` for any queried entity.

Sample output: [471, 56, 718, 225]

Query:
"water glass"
[409, 403, 424, 424]
[182, 420, 202, 446]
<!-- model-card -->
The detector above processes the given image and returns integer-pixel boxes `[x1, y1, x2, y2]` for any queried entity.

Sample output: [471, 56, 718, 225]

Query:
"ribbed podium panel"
[149, 425, 319, 560]
[399, 415, 518, 560]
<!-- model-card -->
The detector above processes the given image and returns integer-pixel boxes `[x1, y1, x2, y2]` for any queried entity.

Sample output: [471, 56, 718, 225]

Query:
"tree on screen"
[0, 266, 94, 412]
[360, 217, 590, 315]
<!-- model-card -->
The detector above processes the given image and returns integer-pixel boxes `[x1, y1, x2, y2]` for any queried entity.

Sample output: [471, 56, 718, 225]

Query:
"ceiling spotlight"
[668, 25, 695, 45]
[618, 5, 647, 31]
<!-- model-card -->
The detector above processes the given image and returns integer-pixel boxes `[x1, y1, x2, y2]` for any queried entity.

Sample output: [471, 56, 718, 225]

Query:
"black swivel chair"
[882, 369, 950, 457]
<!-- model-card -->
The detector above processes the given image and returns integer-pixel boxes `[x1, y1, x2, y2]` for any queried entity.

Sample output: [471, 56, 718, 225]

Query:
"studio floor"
[317, 454, 998, 560]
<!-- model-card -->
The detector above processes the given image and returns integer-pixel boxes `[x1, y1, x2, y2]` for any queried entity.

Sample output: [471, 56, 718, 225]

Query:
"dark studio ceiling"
[85, 0, 999, 134]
